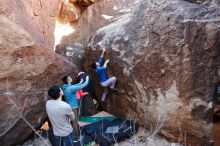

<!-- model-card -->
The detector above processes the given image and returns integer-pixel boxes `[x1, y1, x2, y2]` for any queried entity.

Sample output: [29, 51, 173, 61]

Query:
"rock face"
[185, 0, 220, 7]
[55, 43, 85, 69]
[85, 0, 220, 144]
[0, 0, 63, 48]
[58, 1, 81, 24]
[60, 0, 143, 44]
[70, 0, 96, 6]
[0, 9, 79, 146]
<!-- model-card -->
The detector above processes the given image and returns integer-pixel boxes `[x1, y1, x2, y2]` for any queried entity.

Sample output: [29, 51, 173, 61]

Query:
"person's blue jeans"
[54, 132, 74, 146]
[48, 128, 56, 146]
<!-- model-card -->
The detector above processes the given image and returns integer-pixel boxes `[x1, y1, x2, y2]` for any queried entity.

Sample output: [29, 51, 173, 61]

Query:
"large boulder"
[58, 0, 81, 24]
[0, 15, 78, 146]
[84, 0, 220, 144]
[0, 0, 63, 47]
[60, 0, 143, 44]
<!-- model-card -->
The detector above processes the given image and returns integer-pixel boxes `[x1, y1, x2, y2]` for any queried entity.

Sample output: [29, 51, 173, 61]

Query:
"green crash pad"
[79, 116, 116, 124]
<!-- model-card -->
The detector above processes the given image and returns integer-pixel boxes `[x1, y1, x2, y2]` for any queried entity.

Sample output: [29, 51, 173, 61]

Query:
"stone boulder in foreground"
[84, 0, 220, 144]
[0, 16, 78, 146]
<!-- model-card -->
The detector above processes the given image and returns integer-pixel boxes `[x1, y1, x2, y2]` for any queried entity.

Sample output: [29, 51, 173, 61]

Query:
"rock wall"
[0, 0, 63, 48]
[0, 15, 78, 146]
[58, 1, 81, 24]
[60, 0, 143, 44]
[0, 0, 80, 145]
[0, 0, 219, 145]
[84, 0, 220, 144]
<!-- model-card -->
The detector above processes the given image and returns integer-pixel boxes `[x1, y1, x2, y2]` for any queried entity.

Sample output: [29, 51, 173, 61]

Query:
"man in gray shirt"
[46, 85, 75, 146]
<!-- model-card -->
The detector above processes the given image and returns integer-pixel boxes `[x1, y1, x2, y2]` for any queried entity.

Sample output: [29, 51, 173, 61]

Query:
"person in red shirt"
[75, 72, 89, 118]
[76, 72, 89, 100]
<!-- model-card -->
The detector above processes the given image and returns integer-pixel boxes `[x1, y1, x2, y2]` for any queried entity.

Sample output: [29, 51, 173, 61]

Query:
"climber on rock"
[62, 75, 89, 141]
[46, 85, 75, 146]
[91, 47, 117, 102]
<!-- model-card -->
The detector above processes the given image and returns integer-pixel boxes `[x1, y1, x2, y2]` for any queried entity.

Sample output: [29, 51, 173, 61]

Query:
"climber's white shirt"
[46, 99, 75, 136]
